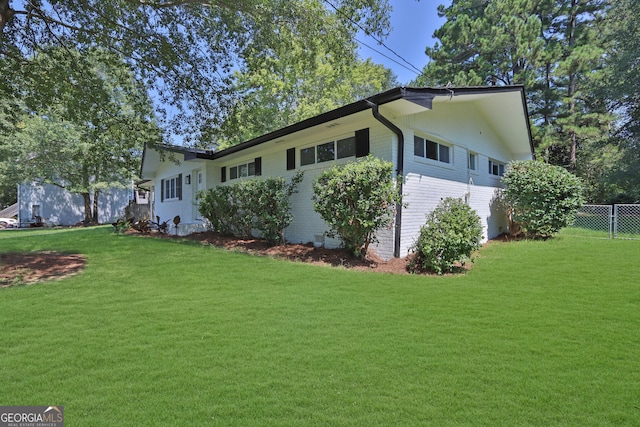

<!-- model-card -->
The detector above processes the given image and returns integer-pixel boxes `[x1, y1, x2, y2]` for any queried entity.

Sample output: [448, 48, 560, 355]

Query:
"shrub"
[198, 172, 303, 245]
[252, 172, 304, 245]
[312, 155, 402, 258]
[409, 198, 482, 275]
[111, 217, 131, 234]
[501, 160, 584, 238]
[197, 185, 237, 236]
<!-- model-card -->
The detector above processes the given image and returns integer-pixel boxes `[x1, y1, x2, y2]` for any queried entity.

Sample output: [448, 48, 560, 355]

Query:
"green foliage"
[3, 48, 161, 223]
[408, 198, 482, 275]
[501, 160, 585, 238]
[0, 0, 391, 146]
[312, 156, 401, 257]
[198, 172, 303, 245]
[219, 53, 396, 146]
[197, 186, 238, 236]
[590, 0, 640, 202]
[112, 218, 132, 234]
[416, 0, 612, 175]
[251, 173, 305, 245]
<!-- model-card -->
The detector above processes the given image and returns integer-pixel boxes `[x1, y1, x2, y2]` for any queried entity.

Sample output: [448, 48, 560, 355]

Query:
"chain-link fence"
[571, 205, 613, 238]
[571, 204, 640, 240]
[614, 204, 640, 239]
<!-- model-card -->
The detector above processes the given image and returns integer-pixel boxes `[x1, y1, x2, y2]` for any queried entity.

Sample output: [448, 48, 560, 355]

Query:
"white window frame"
[300, 136, 356, 167]
[468, 152, 478, 171]
[229, 161, 256, 180]
[413, 134, 453, 166]
[488, 159, 506, 177]
[164, 175, 180, 201]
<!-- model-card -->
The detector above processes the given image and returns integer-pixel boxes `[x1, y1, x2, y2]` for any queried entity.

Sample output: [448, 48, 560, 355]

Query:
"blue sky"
[357, 0, 452, 85]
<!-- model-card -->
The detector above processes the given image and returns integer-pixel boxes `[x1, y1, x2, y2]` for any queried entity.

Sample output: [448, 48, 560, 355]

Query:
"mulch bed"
[148, 230, 413, 274]
[0, 252, 86, 287]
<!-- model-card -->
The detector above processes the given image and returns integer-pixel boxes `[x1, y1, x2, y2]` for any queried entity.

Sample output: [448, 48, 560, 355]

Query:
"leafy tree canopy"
[0, 0, 392, 146]
[2, 47, 161, 223]
[413, 0, 640, 202]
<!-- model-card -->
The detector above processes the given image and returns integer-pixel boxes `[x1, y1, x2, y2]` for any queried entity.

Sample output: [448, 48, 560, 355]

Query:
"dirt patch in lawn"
[0, 252, 86, 287]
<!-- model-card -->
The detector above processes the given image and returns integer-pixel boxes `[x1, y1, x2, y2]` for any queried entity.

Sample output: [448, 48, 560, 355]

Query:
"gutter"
[365, 100, 404, 258]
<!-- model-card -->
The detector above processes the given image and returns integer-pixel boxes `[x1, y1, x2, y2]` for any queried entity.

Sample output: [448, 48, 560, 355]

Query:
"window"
[229, 160, 257, 180]
[337, 136, 355, 159]
[489, 159, 506, 176]
[300, 147, 315, 166]
[163, 175, 181, 201]
[31, 204, 40, 219]
[300, 136, 358, 167]
[468, 153, 477, 171]
[317, 141, 335, 163]
[414, 135, 451, 164]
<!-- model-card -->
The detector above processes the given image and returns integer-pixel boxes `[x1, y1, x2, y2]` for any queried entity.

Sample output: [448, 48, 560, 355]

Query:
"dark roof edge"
[148, 143, 215, 158]
[140, 142, 216, 177]
[212, 85, 530, 160]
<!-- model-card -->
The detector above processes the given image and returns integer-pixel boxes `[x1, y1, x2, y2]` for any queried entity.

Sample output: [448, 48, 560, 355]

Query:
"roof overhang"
[139, 85, 534, 172]
[212, 86, 534, 160]
[140, 143, 215, 178]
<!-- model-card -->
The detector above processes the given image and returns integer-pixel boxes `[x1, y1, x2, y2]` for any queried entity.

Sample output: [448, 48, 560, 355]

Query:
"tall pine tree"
[415, 0, 611, 173]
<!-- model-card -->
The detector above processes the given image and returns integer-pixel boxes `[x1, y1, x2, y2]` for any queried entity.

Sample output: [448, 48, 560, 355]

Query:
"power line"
[322, 0, 424, 76]
[356, 38, 421, 76]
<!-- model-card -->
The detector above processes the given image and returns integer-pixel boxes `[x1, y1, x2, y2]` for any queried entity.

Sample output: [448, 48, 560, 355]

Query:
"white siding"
[211, 121, 396, 254]
[400, 174, 508, 256]
[18, 183, 130, 226]
[143, 94, 531, 257]
[152, 158, 210, 235]
[394, 100, 525, 256]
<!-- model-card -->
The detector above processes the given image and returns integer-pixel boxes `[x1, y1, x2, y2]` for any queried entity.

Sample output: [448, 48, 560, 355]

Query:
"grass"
[1, 226, 639, 426]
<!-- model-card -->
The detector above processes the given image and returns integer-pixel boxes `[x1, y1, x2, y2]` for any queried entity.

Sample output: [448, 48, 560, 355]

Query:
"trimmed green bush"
[197, 185, 237, 236]
[252, 173, 304, 245]
[501, 160, 584, 238]
[409, 198, 482, 275]
[198, 172, 303, 245]
[312, 155, 402, 257]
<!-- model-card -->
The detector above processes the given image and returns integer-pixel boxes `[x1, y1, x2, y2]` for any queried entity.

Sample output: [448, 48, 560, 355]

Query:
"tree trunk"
[0, 0, 14, 36]
[567, 0, 578, 166]
[92, 189, 99, 224]
[81, 192, 92, 225]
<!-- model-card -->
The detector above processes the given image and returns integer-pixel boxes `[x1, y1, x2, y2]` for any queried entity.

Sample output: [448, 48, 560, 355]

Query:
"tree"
[5, 48, 160, 223]
[312, 156, 402, 258]
[501, 160, 584, 238]
[0, 0, 391, 146]
[0, 141, 18, 209]
[415, 0, 611, 171]
[590, 0, 640, 202]
[218, 47, 396, 147]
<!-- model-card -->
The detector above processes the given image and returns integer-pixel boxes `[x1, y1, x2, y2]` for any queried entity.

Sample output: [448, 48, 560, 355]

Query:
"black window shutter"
[355, 128, 370, 157]
[254, 157, 262, 176]
[177, 174, 183, 200]
[160, 179, 165, 202]
[221, 166, 226, 183]
[286, 148, 296, 170]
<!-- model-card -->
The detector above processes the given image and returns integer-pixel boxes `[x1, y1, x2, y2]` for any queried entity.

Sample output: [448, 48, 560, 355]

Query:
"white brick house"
[140, 86, 534, 260]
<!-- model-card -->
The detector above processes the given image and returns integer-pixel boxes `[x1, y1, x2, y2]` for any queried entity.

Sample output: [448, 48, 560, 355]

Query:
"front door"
[194, 169, 204, 221]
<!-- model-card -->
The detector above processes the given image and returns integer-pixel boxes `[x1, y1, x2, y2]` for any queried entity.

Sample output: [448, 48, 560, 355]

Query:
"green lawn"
[1, 227, 639, 426]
